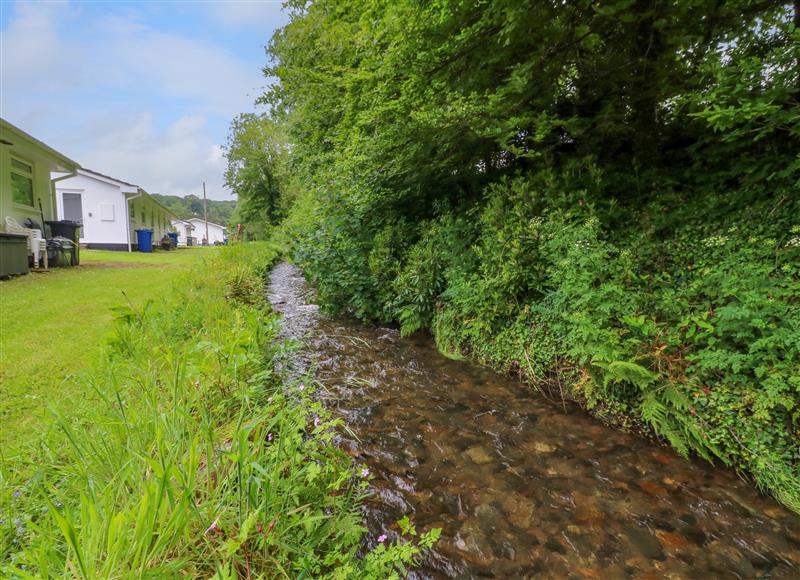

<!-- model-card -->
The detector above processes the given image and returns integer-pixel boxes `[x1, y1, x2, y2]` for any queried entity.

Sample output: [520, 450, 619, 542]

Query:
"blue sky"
[1, 0, 289, 199]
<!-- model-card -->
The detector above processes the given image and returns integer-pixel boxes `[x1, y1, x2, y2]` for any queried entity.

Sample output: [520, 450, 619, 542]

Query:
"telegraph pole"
[202, 181, 210, 245]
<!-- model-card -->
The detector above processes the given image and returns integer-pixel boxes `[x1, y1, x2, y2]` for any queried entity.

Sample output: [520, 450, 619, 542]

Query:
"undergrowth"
[285, 179, 800, 514]
[0, 242, 438, 577]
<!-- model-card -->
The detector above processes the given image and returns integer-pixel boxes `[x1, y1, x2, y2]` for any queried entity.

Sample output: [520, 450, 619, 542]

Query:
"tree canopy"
[223, 113, 295, 239]
[264, 0, 798, 212]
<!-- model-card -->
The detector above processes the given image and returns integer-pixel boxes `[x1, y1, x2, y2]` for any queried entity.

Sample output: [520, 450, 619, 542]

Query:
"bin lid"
[47, 236, 75, 248]
[45, 220, 82, 226]
[0, 232, 28, 240]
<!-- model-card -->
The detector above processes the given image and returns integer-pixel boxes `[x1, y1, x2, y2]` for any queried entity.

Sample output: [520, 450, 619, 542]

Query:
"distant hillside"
[152, 193, 237, 227]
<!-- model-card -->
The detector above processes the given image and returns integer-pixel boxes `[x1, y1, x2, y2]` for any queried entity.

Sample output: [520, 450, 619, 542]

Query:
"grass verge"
[1, 243, 437, 577]
[0, 248, 206, 455]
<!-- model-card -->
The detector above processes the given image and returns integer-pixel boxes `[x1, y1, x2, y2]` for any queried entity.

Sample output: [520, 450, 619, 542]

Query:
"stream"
[268, 262, 800, 578]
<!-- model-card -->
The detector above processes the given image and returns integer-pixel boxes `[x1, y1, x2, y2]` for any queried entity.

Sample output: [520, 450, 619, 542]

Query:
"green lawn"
[0, 248, 209, 454]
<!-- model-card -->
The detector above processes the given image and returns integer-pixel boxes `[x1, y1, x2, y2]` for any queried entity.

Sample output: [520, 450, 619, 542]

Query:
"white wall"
[171, 220, 195, 245]
[55, 173, 176, 249]
[56, 173, 128, 245]
[188, 219, 226, 244]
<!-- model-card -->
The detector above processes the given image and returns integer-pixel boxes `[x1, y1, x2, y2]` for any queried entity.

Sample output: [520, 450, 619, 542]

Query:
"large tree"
[266, 0, 798, 208]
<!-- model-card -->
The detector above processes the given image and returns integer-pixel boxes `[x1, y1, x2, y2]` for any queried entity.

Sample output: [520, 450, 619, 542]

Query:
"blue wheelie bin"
[135, 229, 154, 253]
[167, 232, 179, 248]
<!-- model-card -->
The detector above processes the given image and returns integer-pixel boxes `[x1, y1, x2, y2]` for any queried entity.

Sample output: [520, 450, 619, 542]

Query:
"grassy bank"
[1, 243, 437, 577]
[0, 248, 206, 454]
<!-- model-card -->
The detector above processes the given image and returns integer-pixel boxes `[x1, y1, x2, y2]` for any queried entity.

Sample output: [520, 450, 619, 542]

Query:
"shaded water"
[268, 262, 800, 578]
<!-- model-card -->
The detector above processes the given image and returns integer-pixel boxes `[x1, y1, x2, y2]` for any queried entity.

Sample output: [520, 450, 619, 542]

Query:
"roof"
[187, 217, 227, 230]
[78, 167, 138, 188]
[1, 117, 80, 172]
[141, 192, 178, 220]
[74, 168, 177, 220]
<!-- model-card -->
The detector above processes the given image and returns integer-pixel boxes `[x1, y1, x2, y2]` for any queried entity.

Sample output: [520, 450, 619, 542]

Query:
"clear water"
[268, 262, 800, 578]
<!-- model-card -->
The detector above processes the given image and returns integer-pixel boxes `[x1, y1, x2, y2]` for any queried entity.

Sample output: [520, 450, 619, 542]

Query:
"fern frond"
[595, 360, 658, 390]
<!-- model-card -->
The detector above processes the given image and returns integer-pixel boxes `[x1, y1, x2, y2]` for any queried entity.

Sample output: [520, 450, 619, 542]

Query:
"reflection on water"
[268, 262, 800, 578]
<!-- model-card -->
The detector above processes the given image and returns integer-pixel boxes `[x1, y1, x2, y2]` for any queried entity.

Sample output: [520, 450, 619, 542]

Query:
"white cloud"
[82, 113, 232, 199]
[208, 1, 288, 29]
[2, 3, 267, 116]
[0, 2, 81, 92]
[100, 16, 266, 116]
[208, 143, 225, 164]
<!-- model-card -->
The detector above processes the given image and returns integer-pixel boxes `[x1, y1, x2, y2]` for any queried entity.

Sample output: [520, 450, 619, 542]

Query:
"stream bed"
[268, 262, 800, 578]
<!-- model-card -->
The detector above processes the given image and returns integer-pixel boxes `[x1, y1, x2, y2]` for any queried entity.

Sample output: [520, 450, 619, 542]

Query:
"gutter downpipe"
[125, 189, 143, 252]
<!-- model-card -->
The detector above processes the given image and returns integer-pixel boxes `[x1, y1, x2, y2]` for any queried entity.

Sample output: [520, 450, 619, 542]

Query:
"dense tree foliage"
[241, 1, 800, 510]
[265, 0, 797, 202]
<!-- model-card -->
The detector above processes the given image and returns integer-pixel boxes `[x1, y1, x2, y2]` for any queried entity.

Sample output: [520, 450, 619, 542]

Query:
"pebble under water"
[268, 262, 800, 578]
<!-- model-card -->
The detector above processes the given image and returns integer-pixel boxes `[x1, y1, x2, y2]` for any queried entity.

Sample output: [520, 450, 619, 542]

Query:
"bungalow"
[186, 217, 227, 245]
[54, 168, 177, 251]
[1, 118, 80, 231]
[171, 218, 196, 246]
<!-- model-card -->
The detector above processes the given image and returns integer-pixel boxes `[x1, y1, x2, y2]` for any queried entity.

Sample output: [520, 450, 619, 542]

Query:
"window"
[11, 156, 34, 206]
[100, 203, 115, 221]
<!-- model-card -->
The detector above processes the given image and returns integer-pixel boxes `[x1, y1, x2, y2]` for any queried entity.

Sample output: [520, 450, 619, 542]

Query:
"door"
[62, 192, 84, 239]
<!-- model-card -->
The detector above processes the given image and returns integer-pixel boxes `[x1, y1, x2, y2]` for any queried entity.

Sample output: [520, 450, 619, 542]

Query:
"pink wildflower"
[205, 517, 219, 534]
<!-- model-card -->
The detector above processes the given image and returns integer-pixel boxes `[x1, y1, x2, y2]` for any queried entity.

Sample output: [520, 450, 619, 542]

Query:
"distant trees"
[151, 193, 236, 227]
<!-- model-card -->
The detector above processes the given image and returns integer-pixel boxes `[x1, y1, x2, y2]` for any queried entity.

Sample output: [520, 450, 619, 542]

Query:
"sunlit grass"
[80, 246, 213, 265]
[0, 248, 205, 455]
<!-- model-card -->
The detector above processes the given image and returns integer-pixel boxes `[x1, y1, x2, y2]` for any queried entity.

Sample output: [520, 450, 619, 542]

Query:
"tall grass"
[1, 243, 437, 577]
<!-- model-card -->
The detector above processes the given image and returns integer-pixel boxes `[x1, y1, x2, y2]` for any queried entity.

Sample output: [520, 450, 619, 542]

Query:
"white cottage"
[1, 118, 80, 230]
[171, 218, 196, 246]
[187, 217, 227, 245]
[55, 168, 176, 251]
